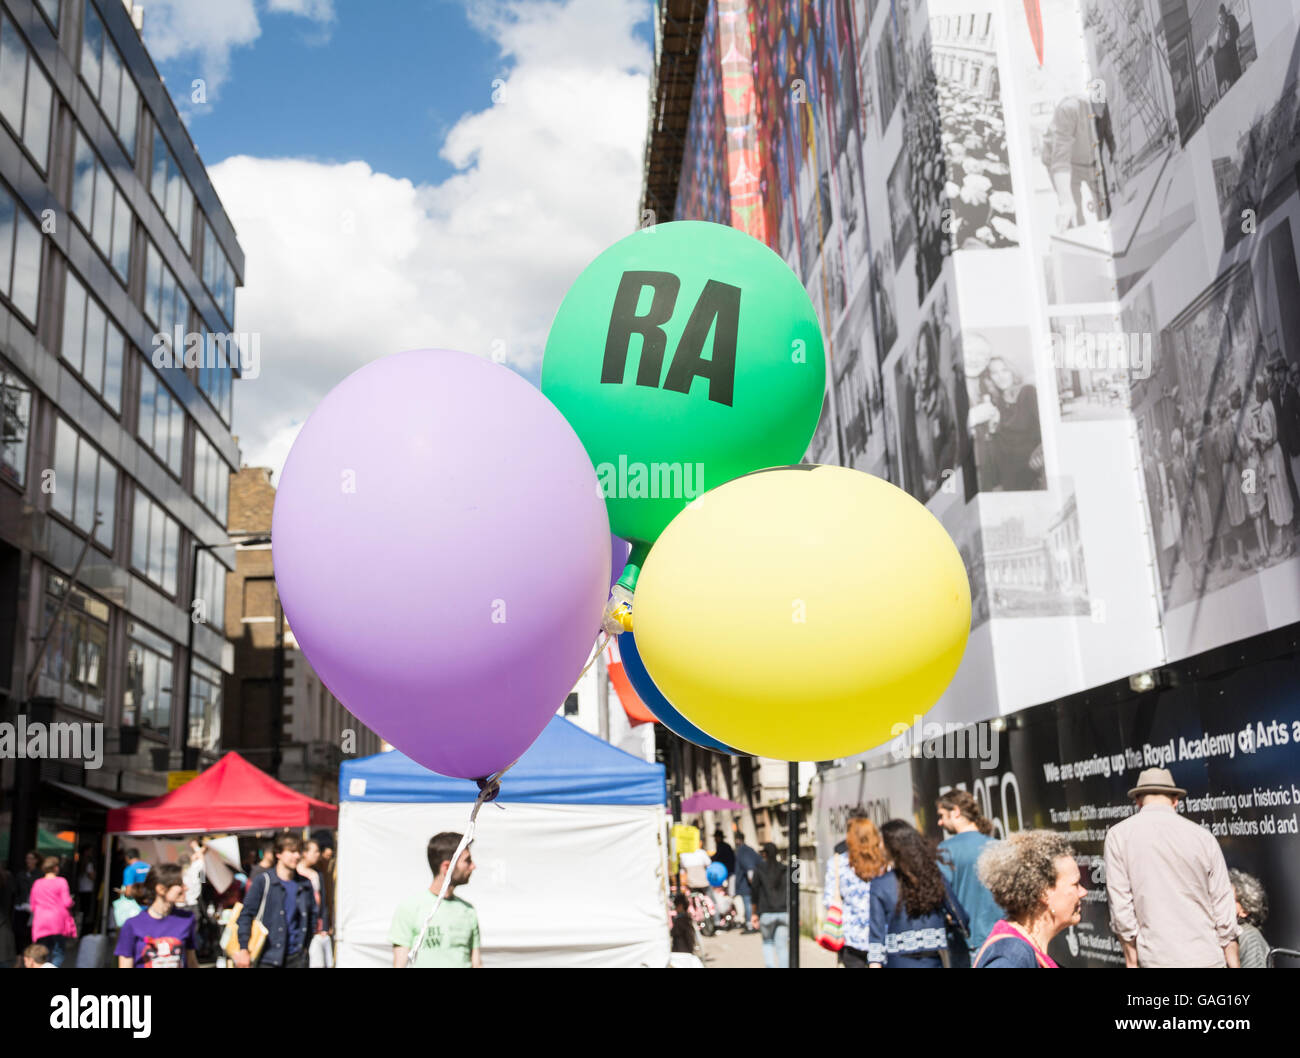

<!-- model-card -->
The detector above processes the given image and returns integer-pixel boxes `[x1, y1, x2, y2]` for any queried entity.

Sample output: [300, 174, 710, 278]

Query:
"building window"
[0, 15, 54, 171]
[195, 548, 226, 629]
[61, 268, 124, 412]
[144, 238, 189, 337]
[36, 0, 60, 33]
[193, 429, 229, 523]
[51, 417, 116, 549]
[39, 573, 109, 715]
[137, 356, 185, 477]
[189, 654, 222, 753]
[0, 183, 42, 324]
[131, 489, 180, 595]
[124, 620, 173, 732]
[71, 128, 132, 283]
[201, 219, 237, 326]
[0, 359, 31, 487]
[150, 127, 194, 254]
[79, 0, 137, 158]
[198, 343, 232, 425]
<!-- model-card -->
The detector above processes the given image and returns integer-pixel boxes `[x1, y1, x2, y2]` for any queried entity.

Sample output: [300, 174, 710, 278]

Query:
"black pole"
[669, 736, 683, 823]
[272, 593, 285, 778]
[182, 539, 209, 772]
[788, 762, 799, 969]
[184, 535, 269, 771]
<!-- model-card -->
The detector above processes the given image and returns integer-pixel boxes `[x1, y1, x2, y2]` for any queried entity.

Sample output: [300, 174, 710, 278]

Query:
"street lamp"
[181, 534, 270, 770]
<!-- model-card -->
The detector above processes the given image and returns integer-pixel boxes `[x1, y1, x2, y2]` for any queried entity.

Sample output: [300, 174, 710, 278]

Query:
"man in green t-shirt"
[389, 832, 481, 968]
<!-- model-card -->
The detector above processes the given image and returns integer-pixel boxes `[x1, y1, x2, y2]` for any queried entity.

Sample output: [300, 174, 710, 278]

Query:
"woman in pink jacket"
[29, 856, 77, 967]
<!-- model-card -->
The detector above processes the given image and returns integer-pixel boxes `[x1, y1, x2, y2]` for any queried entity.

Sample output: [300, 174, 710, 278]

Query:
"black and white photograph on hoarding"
[832, 51, 870, 281]
[806, 390, 840, 465]
[833, 274, 889, 478]
[1132, 217, 1300, 612]
[1209, 35, 1300, 253]
[931, 10, 1018, 252]
[886, 143, 916, 270]
[869, 238, 899, 365]
[819, 222, 849, 322]
[1161, 0, 1258, 146]
[890, 277, 975, 504]
[1081, 0, 1177, 192]
[979, 486, 1091, 619]
[962, 326, 1048, 492]
[798, 93, 835, 285]
[1074, 1, 1195, 301]
[940, 498, 990, 631]
[1050, 312, 1136, 421]
[875, 12, 903, 136]
[899, 19, 947, 300]
[1014, 0, 1110, 233]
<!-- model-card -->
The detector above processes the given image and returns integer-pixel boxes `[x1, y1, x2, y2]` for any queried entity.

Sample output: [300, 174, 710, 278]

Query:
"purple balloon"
[272, 350, 610, 779]
[610, 535, 631, 590]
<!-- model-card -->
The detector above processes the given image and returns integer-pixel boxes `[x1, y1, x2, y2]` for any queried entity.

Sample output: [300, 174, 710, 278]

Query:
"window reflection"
[137, 355, 185, 476]
[189, 655, 223, 753]
[51, 416, 117, 549]
[0, 359, 31, 486]
[39, 574, 109, 716]
[71, 129, 132, 284]
[126, 621, 175, 733]
[0, 14, 54, 170]
[131, 488, 181, 596]
[0, 182, 41, 323]
[79, 0, 136, 158]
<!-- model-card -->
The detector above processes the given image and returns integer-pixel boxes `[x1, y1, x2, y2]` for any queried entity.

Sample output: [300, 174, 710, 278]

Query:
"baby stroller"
[710, 886, 741, 931]
[686, 889, 719, 936]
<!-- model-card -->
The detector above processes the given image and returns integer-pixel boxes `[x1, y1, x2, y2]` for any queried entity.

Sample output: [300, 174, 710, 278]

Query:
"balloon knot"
[601, 585, 635, 636]
[476, 776, 502, 804]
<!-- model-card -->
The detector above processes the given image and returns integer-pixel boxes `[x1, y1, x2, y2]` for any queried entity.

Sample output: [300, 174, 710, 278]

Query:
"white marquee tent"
[336, 716, 670, 967]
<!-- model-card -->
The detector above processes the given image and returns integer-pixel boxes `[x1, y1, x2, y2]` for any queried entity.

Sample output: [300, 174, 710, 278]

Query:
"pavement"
[694, 925, 839, 969]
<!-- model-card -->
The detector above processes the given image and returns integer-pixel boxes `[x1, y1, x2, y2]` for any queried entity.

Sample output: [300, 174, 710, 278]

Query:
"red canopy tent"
[106, 751, 338, 835]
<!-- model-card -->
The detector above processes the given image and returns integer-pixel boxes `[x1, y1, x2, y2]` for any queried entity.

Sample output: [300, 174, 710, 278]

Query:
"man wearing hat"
[1103, 768, 1240, 967]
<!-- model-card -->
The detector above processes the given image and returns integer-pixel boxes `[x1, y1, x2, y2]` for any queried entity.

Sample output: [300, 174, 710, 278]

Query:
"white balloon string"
[405, 759, 514, 967]
[576, 633, 611, 683]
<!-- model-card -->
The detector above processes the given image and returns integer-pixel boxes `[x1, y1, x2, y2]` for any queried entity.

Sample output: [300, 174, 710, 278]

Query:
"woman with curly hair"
[823, 814, 889, 968]
[1229, 868, 1271, 968]
[866, 820, 969, 968]
[974, 830, 1085, 967]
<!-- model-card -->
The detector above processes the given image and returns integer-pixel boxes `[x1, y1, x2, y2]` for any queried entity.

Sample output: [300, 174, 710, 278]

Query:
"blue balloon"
[706, 862, 729, 886]
[619, 629, 741, 754]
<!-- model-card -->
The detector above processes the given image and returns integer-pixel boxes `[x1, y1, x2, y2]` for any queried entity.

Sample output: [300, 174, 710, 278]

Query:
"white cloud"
[215, 0, 651, 479]
[140, 0, 335, 102]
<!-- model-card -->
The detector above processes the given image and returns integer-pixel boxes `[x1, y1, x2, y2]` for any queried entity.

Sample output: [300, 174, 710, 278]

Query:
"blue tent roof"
[338, 716, 666, 806]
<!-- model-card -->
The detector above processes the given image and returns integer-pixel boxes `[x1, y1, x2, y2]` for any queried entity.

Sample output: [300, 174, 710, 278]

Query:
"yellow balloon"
[633, 465, 971, 761]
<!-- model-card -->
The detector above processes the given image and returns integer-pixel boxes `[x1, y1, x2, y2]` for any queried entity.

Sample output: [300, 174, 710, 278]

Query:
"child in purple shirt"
[115, 864, 197, 969]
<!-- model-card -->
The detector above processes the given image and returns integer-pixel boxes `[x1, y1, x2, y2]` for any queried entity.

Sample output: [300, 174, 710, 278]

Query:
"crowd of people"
[1147, 358, 1300, 594]
[818, 768, 1276, 969]
[3, 766, 1283, 970]
[0, 830, 338, 969]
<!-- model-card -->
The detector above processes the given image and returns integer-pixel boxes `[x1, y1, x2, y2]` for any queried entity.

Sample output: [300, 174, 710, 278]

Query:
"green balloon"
[542, 221, 826, 569]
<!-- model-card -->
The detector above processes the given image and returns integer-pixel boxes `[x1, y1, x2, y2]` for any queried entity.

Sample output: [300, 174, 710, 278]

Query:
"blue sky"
[140, 0, 655, 475]
[151, 0, 653, 186]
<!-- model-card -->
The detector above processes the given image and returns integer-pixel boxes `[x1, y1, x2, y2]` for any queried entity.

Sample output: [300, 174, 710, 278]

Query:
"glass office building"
[0, 0, 244, 867]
